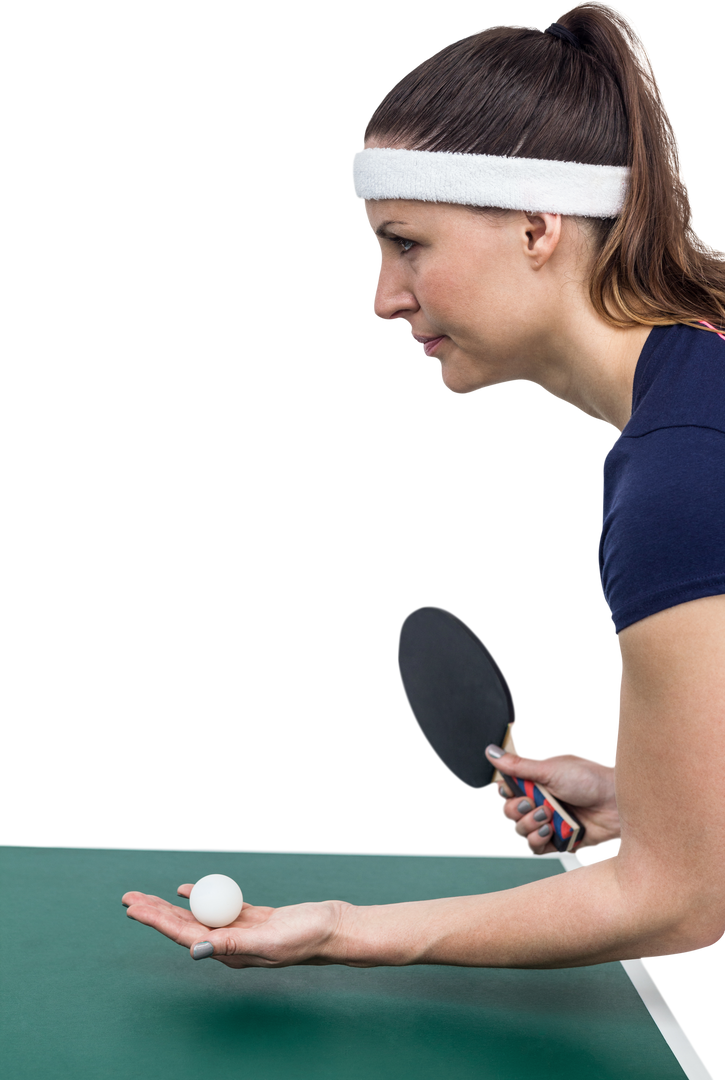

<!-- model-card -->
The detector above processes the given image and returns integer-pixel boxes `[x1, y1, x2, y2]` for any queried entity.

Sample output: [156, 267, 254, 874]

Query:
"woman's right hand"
[484, 747, 620, 854]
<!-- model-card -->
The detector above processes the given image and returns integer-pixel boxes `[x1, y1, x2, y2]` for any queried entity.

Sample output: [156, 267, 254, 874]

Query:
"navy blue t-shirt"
[600, 323, 725, 633]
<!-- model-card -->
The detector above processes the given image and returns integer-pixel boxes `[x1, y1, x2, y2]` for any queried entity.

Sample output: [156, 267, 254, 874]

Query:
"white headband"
[354, 148, 629, 217]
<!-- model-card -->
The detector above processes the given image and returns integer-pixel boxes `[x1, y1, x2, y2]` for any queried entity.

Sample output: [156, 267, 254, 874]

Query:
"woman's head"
[362, 3, 725, 335]
[367, 192, 654, 430]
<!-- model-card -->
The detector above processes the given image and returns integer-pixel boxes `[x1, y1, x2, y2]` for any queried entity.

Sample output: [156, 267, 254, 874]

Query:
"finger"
[499, 799, 557, 853]
[122, 890, 148, 907]
[125, 899, 208, 945]
[177, 884, 194, 898]
[123, 890, 181, 908]
[527, 829, 557, 855]
[498, 784, 512, 798]
[485, 745, 522, 771]
[190, 940, 217, 960]
[518, 803, 553, 833]
[123, 891, 197, 918]
[505, 799, 551, 820]
[528, 821, 556, 855]
[499, 795, 555, 854]
[502, 797, 536, 822]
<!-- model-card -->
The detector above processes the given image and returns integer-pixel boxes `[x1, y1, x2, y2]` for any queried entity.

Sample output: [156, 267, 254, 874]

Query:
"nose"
[371, 262, 417, 321]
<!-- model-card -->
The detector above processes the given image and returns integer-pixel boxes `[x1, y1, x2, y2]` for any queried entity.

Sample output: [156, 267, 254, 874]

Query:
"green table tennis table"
[0, 847, 710, 1079]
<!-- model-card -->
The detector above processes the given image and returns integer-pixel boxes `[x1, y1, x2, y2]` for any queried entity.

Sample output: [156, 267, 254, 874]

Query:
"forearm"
[328, 858, 707, 969]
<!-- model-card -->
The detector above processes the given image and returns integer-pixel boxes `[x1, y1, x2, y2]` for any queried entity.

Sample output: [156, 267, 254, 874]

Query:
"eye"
[397, 238, 416, 253]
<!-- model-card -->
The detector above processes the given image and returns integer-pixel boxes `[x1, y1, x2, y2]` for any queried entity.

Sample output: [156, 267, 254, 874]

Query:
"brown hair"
[365, 3, 725, 333]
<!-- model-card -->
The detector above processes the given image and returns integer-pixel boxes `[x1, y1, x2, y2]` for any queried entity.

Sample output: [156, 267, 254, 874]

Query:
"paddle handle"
[493, 730, 586, 853]
[501, 773, 585, 853]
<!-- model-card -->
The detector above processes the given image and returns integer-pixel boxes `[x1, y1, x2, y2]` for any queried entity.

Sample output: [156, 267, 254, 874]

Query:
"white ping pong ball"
[189, 874, 243, 928]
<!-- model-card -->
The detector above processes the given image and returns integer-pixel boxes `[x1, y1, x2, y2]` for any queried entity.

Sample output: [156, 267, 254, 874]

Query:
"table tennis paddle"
[398, 606, 585, 853]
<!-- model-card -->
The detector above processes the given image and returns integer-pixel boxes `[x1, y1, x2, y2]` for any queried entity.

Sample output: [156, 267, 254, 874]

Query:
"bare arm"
[336, 861, 665, 969]
[337, 594, 725, 968]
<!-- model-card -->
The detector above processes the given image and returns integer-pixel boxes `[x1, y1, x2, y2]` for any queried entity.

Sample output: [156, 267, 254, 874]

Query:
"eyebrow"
[375, 220, 409, 238]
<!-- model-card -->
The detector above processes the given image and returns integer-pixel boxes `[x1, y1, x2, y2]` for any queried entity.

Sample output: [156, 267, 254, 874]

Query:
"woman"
[123, 4, 725, 968]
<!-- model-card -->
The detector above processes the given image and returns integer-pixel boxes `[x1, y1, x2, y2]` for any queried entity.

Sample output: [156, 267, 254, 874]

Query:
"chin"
[440, 367, 485, 395]
[438, 369, 484, 399]
[438, 380, 479, 397]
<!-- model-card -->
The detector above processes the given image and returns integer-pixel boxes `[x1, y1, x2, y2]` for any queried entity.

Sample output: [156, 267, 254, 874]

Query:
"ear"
[522, 212, 562, 269]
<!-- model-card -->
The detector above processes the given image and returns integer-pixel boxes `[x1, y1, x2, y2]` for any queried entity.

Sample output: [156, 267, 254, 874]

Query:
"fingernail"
[498, 785, 508, 798]
[487, 745, 505, 759]
[538, 824, 552, 838]
[517, 799, 533, 814]
[193, 941, 214, 960]
[533, 808, 548, 822]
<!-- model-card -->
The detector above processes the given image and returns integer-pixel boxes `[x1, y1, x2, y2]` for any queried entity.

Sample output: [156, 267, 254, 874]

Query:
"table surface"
[0, 846, 694, 1080]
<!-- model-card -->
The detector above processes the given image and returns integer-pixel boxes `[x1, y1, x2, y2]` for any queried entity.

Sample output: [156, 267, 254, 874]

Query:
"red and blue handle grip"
[501, 773, 585, 853]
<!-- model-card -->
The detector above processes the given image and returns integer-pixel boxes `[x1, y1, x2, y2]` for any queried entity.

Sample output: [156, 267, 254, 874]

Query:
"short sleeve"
[600, 425, 725, 633]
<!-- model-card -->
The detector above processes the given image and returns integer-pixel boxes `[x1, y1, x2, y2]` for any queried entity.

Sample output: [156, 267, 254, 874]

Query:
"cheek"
[420, 261, 515, 339]
[415, 265, 471, 321]
[442, 254, 483, 292]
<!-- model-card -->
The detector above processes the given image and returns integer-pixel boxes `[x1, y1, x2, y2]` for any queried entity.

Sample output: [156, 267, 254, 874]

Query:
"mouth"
[417, 336, 445, 358]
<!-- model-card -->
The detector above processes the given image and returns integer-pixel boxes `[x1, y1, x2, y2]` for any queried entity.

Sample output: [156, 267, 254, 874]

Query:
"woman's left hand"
[122, 885, 349, 968]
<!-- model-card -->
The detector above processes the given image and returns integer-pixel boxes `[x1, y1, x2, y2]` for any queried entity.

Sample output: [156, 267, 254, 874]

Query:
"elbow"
[635, 893, 725, 956]
[667, 913, 725, 954]
[662, 878, 725, 953]
[616, 856, 725, 955]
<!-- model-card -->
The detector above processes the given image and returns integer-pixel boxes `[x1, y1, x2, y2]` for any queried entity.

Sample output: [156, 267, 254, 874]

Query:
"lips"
[417, 336, 445, 358]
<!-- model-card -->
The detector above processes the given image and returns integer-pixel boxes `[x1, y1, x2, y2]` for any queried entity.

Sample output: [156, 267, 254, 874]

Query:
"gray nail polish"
[193, 941, 215, 960]
[498, 785, 508, 798]
[517, 799, 533, 814]
[533, 808, 548, 822]
[487, 745, 505, 759]
[538, 824, 552, 837]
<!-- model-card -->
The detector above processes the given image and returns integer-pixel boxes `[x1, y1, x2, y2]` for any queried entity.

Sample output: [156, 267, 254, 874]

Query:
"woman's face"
[365, 197, 570, 394]
[356, 133, 596, 399]
[358, 144, 652, 429]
